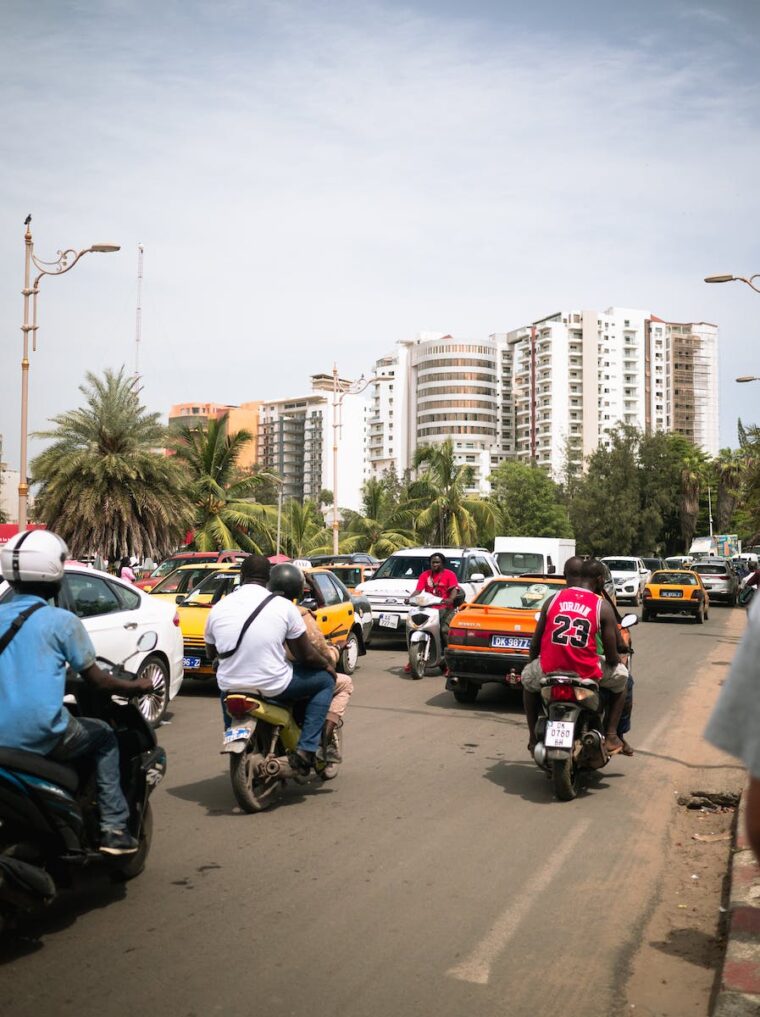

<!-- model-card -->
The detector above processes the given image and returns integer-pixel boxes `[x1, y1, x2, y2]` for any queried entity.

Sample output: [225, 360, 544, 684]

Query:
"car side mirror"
[176, 596, 186, 606]
[547, 564, 556, 575]
[470, 573, 485, 583]
[302, 596, 318, 612]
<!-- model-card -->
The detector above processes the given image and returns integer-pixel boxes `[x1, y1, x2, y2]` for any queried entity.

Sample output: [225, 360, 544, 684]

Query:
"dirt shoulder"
[625, 609, 747, 1016]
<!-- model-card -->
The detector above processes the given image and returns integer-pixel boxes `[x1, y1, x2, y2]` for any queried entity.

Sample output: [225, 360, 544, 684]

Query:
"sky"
[1, 0, 759, 470]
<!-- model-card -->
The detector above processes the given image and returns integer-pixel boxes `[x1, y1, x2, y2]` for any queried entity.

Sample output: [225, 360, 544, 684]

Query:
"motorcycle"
[405, 592, 446, 679]
[738, 573, 756, 607]
[532, 614, 638, 802]
[221, 692, 341, 812]
[0, 632, 167, 935]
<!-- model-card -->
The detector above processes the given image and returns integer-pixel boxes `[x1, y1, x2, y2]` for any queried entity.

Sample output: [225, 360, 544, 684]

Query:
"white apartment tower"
[366, 332, 507, 492]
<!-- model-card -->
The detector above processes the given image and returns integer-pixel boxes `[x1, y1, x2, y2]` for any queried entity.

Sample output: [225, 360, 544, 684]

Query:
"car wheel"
[634, 590, 642, 607]
[136, 655, 169, 728]
[642, 609, 651, 622]
[338, 632, 360, 675]
[452, 679, 479, 704]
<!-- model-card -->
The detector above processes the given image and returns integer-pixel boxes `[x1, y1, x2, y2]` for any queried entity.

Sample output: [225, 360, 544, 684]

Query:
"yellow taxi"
[148, 562, 237, 604]
[177, 565, 366, 679]
[444, 574, 566, 703]
[322, 563, 377, 591]
[642, 569, 709, 624]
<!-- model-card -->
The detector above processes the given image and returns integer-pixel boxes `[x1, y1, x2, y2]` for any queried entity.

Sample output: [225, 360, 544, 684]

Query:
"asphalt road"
[0, 607, 745, 1017]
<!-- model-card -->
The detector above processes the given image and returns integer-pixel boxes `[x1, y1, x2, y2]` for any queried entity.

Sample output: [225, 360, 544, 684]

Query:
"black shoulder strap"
[0, 602, 46, 657]
[217, 593, 278, 660]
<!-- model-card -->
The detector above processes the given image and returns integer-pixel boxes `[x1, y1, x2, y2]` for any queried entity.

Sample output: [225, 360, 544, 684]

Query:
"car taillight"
[643, 588, 652, 599]
[448, 627, 466, 643]
[173, 611, 181, 626]
[550, 684, 576, 701]
[690, 589, 702, 600]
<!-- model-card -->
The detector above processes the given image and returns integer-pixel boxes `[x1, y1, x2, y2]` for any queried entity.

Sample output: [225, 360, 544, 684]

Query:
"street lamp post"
[17, 217, 119, 529]
[331, 364, 385, 556]
[704, 273, 760, 294]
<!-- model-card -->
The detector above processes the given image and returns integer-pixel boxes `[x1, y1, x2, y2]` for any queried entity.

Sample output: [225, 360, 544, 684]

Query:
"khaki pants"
[521, 658, 628, 694]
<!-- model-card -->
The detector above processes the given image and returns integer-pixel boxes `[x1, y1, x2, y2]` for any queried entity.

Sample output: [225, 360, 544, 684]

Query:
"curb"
[713, 791, 760, 1016]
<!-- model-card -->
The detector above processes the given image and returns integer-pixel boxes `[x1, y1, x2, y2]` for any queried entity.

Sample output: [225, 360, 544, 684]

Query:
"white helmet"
[0, 529, 69, 585]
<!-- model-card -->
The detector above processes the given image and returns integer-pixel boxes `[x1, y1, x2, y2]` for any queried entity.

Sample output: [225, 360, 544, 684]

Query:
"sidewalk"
[714, 791, 760, 1016]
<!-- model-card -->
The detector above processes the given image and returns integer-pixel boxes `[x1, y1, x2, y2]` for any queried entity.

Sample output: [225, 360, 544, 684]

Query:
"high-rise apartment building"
[367, 311, 719, 488]
[257, 375, 367, 510]
[168, 401, 262, 469]
[366, 333, 506, 492]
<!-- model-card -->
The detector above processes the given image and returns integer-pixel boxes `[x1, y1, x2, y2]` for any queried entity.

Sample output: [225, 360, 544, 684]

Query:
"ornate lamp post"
[18, 216, 119, 528]
[331, 364, 386, 555]
[704, 273, 760, 294]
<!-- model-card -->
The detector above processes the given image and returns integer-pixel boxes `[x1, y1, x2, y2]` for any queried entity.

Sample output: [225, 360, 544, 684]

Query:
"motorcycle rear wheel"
[408, 641, 427, 680]
[112, 801, 153, 881]
[230, 729, 282, 812]
[551, 757, 580, 801]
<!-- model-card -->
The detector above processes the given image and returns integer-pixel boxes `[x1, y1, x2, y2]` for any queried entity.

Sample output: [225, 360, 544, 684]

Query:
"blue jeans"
[273, 664, 335, 753]
[49, 710, 130, 831]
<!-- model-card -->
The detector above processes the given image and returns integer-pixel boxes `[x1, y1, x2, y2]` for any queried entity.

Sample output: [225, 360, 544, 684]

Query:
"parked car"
[355, 547, 501, 639]
[640, 557, 666, 574]
[642, 569, 709, 623]
[136, 550, 249, 592]
[176, 566, 367, 678]
[322, 563, 378, 590]
[665, 555, 695, 569]
[444, 574, 566, 703]
[0, 563, 184, 726]
[690, 560, 739, 606]
[308, 553, 380, 567]
[600, 556, 650, 606]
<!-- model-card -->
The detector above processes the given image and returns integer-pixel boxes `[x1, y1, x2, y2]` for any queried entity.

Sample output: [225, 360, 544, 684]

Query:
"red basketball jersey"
[539, 587, 602, 680]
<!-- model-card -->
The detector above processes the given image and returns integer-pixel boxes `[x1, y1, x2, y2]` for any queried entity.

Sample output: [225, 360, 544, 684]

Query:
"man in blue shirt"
[0, 530, 152, 855]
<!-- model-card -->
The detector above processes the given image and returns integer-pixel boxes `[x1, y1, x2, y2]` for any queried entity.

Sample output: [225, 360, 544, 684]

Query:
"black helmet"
[268, 563, 305, 602]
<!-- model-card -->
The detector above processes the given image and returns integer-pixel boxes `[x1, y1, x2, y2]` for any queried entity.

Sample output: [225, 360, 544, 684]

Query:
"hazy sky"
[1, 0, 759, 469]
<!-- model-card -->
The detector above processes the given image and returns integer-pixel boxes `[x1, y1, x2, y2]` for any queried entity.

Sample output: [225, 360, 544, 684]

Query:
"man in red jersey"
[522, 557, 628, 755]
[403, 553, 462, 674]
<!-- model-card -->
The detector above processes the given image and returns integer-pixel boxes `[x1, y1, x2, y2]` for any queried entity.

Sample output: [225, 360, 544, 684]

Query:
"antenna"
[134, 243, 144, 386]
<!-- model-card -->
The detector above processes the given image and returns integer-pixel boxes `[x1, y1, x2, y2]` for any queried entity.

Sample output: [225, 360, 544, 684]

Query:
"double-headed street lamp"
[331, 365, 387, 555]
[18, 217, 120, 529]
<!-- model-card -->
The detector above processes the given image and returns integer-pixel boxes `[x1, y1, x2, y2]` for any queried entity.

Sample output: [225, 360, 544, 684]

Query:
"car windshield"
[151, 554, 216, 579]
[372, 556, 464, 580]
[327, 566, 363, 587]
[652, 571, 698, 586]
[602, 559, 637, 572]
[641, 558, 661, 571]
[693, 564, 728, 576]
[151, 566, 210, 595]
[476, 580, 559, 609]
[494, 552, 544, 574]
[182, 570, 240, 605]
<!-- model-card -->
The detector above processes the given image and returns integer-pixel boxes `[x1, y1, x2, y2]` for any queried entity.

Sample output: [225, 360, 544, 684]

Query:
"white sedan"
[0, 563, 184, 727]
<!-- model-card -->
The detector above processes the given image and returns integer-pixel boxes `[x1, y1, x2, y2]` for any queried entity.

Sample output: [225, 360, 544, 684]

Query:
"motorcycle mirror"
[137, 631, 159, 652]
[620, 613, 639, 628]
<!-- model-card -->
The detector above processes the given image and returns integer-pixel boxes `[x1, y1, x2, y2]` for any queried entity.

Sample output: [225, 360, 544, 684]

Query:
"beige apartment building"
[167, 401, 261, 469]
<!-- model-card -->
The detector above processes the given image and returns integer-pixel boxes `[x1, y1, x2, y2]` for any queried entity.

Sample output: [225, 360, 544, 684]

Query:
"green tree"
[31, 367, 192, 559]
[679, 447, 709, 552]
[713, 447, 746, 533]
[488, 461, 572, 538]
[170, 414, 277, 552]
[281, 498, 331, 558]
[341, 476, 415, 556]
[412, 440, 497, 545]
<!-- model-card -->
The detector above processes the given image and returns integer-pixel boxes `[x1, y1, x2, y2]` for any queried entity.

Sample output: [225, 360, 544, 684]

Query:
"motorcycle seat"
[0, 746, 79, 794]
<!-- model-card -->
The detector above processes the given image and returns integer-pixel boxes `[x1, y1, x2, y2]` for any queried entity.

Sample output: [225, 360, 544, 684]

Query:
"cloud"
[1, 0, 759, 464]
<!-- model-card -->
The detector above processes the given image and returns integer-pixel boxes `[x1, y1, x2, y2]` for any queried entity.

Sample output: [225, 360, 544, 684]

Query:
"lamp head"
[90, 243, 120, 253]
[704, 274, 735, 284]
[736, 376, 759, 384]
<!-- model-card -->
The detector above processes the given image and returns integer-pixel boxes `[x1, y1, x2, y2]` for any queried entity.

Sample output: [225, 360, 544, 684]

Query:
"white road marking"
[446, 819, 591, 985]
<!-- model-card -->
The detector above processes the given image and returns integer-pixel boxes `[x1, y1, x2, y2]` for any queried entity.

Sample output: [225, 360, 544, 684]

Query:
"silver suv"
[356, 547, 501, 638]
[691, 560, 739, 606]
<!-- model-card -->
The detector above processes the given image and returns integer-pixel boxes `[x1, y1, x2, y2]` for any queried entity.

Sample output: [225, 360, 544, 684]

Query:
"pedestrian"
[119, 556, 136, 584]
[704, 595, 760, 861]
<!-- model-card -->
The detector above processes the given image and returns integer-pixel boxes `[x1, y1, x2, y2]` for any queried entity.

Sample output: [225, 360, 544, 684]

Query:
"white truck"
[493, 537, 576, 577]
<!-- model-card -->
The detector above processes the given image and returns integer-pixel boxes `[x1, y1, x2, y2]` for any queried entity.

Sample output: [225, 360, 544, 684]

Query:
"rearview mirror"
[620, 614, 638, 629]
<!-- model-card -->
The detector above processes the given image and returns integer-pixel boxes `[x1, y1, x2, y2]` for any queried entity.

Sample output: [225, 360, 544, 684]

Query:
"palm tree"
[341, 477, 414, 556]
[281, 499, 331, 558]
[31, 367, 192, 559]
[679, 447, 708, 552]
[170, 414, 277, 552]
[412, 441, 497, 546]
[714, 447, 746, 533]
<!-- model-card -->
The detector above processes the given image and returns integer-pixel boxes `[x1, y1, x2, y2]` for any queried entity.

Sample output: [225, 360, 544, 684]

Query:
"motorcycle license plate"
[545, 721, 575, 748]
[491, 635, 531, 649]
[223, 725, 252, 745]
[379, 613, 400, 629]
[183, 655, 201, 668]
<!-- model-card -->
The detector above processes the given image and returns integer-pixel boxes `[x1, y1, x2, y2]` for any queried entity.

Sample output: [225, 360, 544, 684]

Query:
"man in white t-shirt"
[204, 555, 336, 774]
[705, 595, 760, 861]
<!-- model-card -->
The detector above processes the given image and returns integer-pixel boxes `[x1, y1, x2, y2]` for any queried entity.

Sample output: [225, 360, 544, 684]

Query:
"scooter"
[533, 614, 638, 802]
[405, 592, 446, 679]
[0, 632, 167, 935]
[221, 692, 341, 812]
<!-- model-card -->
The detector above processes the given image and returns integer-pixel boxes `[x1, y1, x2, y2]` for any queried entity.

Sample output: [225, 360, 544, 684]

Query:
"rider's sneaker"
[403, 663, 412, 674]
[325, 729, 342, 764]
[99, 828, 139, 855]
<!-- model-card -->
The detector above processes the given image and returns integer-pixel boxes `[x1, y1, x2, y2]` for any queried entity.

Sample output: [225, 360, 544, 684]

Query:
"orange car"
[445, 575, 565, 704]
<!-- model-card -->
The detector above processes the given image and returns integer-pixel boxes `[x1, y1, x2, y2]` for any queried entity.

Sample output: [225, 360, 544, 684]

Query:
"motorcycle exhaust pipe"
[581, 730, 608, 769]
[533, 742, 548, 768]
[264, 756, 295, 778]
